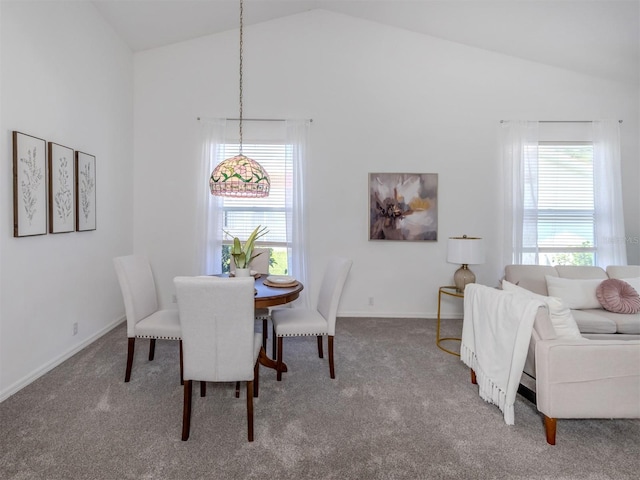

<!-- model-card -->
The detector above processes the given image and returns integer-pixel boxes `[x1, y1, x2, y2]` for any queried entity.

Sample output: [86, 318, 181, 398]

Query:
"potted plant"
[225, 225, 268, 276]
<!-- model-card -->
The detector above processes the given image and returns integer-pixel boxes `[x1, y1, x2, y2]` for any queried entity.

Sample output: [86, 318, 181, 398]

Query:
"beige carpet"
[1, 317, 639, 479]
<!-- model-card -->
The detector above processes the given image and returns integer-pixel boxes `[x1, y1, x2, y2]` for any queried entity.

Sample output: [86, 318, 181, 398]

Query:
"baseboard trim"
[0, 316, 125, 403]
[339, 311, 462, 319]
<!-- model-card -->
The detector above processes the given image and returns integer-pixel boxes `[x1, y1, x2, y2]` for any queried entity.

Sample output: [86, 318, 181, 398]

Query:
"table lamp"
[447, 235, 485, 292]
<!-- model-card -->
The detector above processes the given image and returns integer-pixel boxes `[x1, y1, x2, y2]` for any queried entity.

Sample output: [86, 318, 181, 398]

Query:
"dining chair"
[113, 255, 183, 384]
[250, 248, 272, 351]
[271, 256, 352, 381]
[174, 275, 264, 442]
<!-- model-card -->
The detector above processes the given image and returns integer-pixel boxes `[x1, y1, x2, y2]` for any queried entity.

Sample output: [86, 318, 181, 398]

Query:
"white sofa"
[502, 265, 640, 444]
[504, 265, 640, 335]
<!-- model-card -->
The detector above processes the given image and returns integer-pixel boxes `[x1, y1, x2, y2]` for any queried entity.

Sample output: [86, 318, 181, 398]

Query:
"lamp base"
[453, 265, 476, 293]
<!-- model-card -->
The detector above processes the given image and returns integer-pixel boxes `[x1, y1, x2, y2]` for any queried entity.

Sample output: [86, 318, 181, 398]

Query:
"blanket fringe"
[460, 343, 515, 425]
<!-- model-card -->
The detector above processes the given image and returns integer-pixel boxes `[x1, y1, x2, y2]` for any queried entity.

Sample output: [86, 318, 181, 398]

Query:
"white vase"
[234, 268, 251, 278]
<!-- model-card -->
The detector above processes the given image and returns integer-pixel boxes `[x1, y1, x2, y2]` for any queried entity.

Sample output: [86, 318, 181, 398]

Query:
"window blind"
[536, 142, 594, 250]
[218, 143, 287, 246]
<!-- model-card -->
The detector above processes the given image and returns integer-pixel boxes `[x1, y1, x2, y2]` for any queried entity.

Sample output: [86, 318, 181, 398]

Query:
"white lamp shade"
[447, 236, 485, 265]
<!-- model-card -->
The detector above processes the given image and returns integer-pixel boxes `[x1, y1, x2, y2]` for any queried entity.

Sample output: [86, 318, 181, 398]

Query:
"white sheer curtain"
[500, 120, 539, 265]
[285, 119, 311, 308]
[195, 118, 226, 274]
[592, 120, 627, 266]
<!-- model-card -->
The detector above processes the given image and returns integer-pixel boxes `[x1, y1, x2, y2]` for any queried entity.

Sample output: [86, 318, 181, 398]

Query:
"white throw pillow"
[620, 277, 640, 294]
[545, 275, 602, 310]
[502, 280, 582, 339]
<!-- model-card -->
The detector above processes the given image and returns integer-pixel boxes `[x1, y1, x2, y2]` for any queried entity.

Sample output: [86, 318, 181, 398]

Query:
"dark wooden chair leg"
[328, 335, 335, 379]
[470, 369, 477, 384]
[182, 380, 192, 441]
[148, 338, 156, 361]
[246, 380, 254, 442]
[277, 337, 284, 381]
[179, 340, 184, 385]
[262, 319, 268, 352]
[200, 381, 206, 397]
[317, 335, 324, 358]
[125, 337, 135, 382]
[254, 353, 260, 397]
[235, 381, 240, 398]
[544, 416, 557, 445]
[272, 325, 277, 361]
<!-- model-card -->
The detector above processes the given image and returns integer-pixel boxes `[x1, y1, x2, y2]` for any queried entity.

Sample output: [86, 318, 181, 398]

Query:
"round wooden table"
[254, 275, 304, 309]
[221, 274, 304, 373]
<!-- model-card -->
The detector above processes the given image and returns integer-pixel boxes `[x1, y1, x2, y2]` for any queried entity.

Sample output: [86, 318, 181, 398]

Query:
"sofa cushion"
[545, 275, 602, 309]
[504, 265, 557, 296]
[588, 308, 640, 335]
[596, 279, 640, 314]
[502, 280, 581, 339]
[606, 265, 640, 280]
[555, 265, 608, 280]
[571, 309, 617, 334]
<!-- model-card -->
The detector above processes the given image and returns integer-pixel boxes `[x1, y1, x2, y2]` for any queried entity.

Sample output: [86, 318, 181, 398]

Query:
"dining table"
[219, 273, 304, 374]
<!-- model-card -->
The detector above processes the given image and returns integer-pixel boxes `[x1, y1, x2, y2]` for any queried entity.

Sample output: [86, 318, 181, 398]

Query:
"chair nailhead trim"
[278, 333, 326, 337]
[136, 335, 181, 340]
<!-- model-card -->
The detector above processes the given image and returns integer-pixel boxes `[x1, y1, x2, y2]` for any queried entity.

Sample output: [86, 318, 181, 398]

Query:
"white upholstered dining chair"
[174, 275, 264, 442]
[271, 256, 352, 381]
[113, 255, 183, 383]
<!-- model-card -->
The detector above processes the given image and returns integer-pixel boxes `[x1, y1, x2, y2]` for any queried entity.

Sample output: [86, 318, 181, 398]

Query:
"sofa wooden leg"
[544, 415, 557, 445]
[470, 369, 477, 385]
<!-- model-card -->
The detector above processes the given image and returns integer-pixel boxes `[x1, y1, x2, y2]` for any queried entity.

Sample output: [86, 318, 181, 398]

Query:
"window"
[198, 117, 309, 298]
[501, 119, 626, 268]
[532, 142, 596, 266]
[219, 143, 289, 274]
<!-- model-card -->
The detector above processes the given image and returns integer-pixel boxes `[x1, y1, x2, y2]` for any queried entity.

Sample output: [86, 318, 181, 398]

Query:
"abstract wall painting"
[13, 131, 48, 237]
[369, 172, 438, 241]
[48, 142, 76, 233]
[76, 151, 96, 232]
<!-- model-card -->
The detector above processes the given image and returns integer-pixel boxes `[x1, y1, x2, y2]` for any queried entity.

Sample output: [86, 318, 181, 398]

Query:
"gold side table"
[437, 286, 464, 356]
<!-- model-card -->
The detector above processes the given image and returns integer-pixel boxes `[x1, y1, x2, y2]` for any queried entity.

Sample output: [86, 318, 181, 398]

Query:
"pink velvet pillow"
[596, 279, 640, 314]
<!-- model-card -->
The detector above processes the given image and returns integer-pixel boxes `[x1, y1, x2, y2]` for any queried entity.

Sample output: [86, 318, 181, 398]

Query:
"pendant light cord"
[238, 0, 244, 155]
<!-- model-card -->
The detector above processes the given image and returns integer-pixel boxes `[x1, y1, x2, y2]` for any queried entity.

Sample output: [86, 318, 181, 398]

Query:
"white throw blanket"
[460, 283, 543, 425]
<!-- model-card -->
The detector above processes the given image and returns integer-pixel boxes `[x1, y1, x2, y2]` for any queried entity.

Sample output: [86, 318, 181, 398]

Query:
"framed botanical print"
[369, 172, 438, 241]
[48, 142, 76, 233]
[13, 131, 47, 237]
[76, 151, 96, 231]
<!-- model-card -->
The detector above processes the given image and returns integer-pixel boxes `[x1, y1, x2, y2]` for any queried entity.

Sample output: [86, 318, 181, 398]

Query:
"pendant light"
[209, 0, 270, 197]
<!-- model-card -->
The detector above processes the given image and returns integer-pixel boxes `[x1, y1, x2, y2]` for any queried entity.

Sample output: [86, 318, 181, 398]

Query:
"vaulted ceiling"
[91, 0, 639, 85]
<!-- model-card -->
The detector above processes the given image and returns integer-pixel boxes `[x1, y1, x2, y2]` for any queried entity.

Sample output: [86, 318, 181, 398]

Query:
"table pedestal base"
[258, 348, 287, 373]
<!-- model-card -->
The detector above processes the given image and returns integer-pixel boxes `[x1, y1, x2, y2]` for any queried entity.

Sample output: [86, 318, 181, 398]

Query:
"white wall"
[0, 1, 134, 400]
[133, 10, 639, 319]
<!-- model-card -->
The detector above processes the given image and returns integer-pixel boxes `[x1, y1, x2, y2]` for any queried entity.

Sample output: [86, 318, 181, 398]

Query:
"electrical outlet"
[368, 296, 374, 306]
[172, 294, 177, 303]
[73, 322, 78, 336]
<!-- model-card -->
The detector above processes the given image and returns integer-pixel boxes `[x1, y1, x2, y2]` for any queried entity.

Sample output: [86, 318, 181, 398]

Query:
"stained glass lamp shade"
[209, 154, 270, 198]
